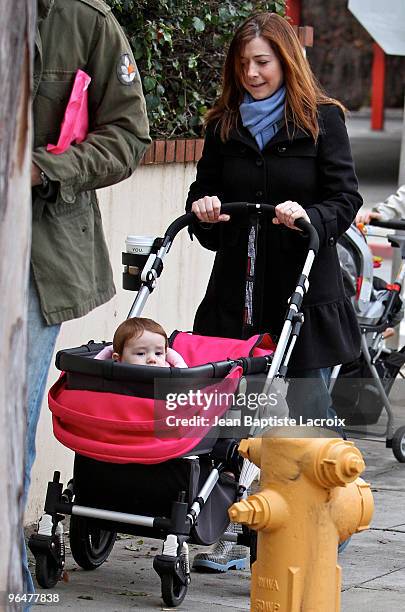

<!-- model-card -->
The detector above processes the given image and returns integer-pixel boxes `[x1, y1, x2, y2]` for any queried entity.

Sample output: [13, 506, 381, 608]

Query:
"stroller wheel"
[392, 426, 405, 463]
[161, 572, 188, 608]
[160, 553, 188, 607]
[69, 515, 116, 570]
[35, 553, 62, 588]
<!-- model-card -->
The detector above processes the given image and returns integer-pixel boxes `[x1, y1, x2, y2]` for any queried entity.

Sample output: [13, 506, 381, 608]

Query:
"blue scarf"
[239, 86, 286, 150]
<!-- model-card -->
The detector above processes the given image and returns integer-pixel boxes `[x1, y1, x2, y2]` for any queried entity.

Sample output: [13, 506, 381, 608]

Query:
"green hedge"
[107, 1, 286, 138]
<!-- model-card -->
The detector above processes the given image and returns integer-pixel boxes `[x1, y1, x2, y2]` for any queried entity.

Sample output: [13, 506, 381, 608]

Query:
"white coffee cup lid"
[126, 235, 155, 247]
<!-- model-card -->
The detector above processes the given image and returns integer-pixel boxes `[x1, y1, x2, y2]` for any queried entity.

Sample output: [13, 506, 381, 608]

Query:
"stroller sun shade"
[49, 333, 274, 464]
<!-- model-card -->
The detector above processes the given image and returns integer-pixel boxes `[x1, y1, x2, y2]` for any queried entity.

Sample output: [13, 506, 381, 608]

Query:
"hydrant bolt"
[238, 438, 262, 467]
[345, 456, 364, 476]
[316, 441, 366, 487]
[228, 499, 255, 525]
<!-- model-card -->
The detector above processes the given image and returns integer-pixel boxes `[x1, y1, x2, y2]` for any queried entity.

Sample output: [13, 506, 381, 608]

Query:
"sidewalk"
[27, 437, 405, 611]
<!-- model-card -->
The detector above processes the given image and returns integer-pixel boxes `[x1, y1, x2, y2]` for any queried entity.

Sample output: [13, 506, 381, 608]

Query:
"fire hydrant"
[229, 428, 374, 612]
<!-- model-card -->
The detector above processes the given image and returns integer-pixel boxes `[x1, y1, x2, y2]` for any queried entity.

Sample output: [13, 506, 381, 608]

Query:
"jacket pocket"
[274, 140, 317, 157]
[219, 142, 248, 158]
[46, 190, 91, 219]
[34, 78, 74, 144]
[32, 190, 112, 314]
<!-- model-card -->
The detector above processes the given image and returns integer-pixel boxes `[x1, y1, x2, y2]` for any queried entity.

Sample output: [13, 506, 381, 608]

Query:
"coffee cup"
[125, 235, 155, 256]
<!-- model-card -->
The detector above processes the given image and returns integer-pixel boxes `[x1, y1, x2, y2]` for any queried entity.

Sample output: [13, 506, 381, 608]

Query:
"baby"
[111, 317, 187, 368]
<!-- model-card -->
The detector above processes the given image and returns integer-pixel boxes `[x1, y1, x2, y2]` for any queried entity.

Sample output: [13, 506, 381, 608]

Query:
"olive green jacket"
[32, 0, 150, 324]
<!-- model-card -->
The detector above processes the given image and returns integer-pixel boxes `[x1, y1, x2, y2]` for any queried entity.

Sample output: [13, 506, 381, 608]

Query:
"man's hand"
[31, 163, 42, 187]
[355, 209, 382, 225]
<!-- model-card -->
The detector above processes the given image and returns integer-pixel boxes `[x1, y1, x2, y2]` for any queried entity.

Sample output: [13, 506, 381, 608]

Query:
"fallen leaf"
[124, 544, 140, 551]
[116, 534, 134, 540]
[118, 591, 148, 597]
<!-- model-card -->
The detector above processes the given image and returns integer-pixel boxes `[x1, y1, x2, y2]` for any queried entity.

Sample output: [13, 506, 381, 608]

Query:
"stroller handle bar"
[370, 218, 405, 231]
[164, 202, 319, 254]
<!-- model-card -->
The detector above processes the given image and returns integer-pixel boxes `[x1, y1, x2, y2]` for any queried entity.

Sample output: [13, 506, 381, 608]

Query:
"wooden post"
[285, 0, 301, 26]
[0, 0, 34, 604]
[371, 42, 385, 131]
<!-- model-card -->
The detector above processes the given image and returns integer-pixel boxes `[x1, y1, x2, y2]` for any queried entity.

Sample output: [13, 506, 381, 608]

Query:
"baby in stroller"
[100, 316, 188, 368]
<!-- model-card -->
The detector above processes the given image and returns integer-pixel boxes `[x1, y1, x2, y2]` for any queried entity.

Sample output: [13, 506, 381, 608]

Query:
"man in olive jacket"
[24, 0, 150, 595]
[32, 0, 150, 324]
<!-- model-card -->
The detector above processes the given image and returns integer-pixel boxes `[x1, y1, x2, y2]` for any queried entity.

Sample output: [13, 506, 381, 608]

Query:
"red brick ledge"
[140, 139, 204, 165]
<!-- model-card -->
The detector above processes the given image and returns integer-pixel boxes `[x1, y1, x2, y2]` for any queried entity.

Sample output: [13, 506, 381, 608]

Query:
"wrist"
[39, 170, 49, 189]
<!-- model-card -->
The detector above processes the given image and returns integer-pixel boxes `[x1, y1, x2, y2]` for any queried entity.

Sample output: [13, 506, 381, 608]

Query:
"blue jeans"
[286, 367, 343, 435]
[22, 273, 61, 596]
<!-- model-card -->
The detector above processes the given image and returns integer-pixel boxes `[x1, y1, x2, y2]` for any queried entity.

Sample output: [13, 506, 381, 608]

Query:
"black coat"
[186, 104, 362, 369]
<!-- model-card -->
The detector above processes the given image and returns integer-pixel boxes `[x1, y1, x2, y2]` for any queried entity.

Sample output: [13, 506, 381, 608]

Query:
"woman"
[187, 12, 362, 572]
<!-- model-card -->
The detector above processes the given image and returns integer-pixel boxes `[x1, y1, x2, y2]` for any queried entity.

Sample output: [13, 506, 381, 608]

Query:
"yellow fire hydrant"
[229, 428, 374, 612]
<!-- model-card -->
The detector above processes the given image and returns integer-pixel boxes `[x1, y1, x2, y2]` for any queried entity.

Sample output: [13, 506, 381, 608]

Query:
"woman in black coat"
[187, 12, 362, 572]
[186, 12, 361, 376]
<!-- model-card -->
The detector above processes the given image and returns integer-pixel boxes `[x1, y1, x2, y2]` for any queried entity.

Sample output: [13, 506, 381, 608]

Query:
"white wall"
[25, 162, 215, 525]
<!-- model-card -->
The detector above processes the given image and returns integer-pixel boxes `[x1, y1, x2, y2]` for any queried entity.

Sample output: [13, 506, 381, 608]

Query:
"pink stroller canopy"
[49, 333, 274, 464]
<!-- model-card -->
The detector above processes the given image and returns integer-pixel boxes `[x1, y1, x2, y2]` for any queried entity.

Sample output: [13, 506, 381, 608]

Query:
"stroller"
[28, 203, 319, 607]
[332, 219, 405, 461]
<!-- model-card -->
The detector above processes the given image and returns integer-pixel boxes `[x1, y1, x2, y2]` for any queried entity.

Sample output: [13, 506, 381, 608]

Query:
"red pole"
[371, 42, 385, 131]
[285, 0, 301, 26]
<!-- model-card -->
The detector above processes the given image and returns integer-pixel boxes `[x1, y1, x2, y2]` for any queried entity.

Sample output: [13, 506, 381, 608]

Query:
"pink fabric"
[171, 332, 275, 366]
[49, 366, 241, 464]
[166, 347, 188, 368]
[94, 346, 114, 360]
[94, 345, 188, 368]
[47, 69, 91, 155]
[48, 333, 274, 464]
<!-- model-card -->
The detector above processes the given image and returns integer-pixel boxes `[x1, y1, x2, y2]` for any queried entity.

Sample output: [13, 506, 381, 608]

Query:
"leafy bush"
[107, 1, 286, 138]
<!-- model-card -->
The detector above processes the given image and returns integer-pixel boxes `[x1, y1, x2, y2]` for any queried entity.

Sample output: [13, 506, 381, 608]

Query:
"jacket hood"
[37, 0, 54, 22]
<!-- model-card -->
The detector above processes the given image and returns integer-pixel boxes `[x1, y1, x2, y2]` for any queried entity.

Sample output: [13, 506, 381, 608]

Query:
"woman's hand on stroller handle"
[191, 196, 231, 223]
[191, 198, 311, 231]
[165, 202, 318, 253]
[272, 201, 311, 231]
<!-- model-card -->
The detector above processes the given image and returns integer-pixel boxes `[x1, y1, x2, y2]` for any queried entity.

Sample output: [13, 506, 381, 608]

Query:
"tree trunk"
[0, 1, 35, 606]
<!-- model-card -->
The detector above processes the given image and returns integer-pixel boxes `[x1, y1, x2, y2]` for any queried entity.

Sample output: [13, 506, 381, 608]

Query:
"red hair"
[205, 12, 345, 142]
[113, 317, 168, 355]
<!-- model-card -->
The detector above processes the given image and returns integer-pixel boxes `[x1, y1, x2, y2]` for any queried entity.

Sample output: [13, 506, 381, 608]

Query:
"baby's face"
[121, 330, 167, 367]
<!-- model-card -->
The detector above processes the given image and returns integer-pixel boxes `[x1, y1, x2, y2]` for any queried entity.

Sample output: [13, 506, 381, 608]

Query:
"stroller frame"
[29, 203, 319, 607]
[331, 219, 405, 461]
